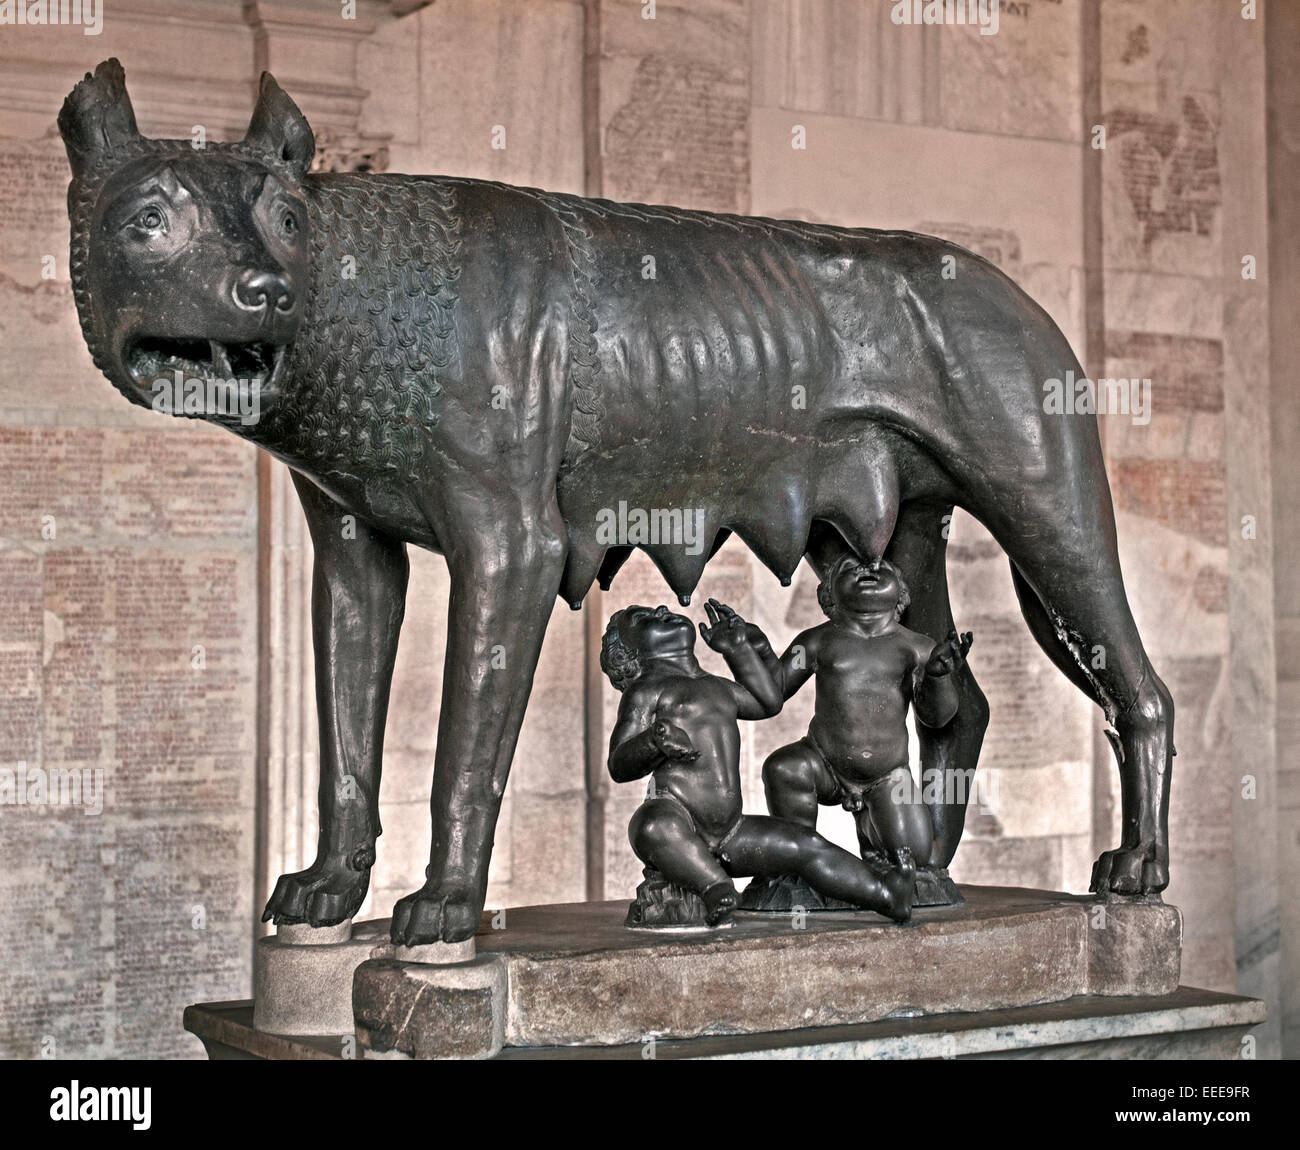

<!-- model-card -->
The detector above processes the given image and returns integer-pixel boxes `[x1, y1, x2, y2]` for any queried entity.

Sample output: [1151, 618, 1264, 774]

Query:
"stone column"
[246, 0, 421, 937]
[1266, 0, 1300, 1061]
[1220, 0, 1279, 1063]
[1090, 0, 1279, 1054]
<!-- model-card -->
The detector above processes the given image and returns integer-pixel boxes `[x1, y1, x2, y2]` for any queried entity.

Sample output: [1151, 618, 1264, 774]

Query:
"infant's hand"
[743, 621, 775, 658]
[699, 599, 751, 656]
[652, 719, 698, 761]
[926, 630, 973, 677]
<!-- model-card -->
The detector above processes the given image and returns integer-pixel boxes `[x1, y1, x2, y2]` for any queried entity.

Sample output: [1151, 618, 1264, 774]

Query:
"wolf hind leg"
[993, 502, 1173, 897]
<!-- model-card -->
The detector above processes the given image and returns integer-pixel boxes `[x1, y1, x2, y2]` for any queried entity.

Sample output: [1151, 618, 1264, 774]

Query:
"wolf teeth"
[210, 341, 235, 379]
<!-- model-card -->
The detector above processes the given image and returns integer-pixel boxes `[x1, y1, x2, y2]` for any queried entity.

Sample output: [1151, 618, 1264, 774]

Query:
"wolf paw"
[390, 882, 482, 945]
[1090, 843, 1168, 897]
[262, 854, 372, 927]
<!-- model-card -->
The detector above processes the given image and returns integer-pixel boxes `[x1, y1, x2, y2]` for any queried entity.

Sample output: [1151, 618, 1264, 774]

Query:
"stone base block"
[184, 986, 1264, 1061]
[1086, 897, 1184, 996]
[253, 919, 389, 1036]
[353, 956, 508, 1060]
[501, 986, 1266, 1060]
[237, 887, 1189, 1055]
[341, 886, 1182, 1053]
[492, 887, 1180, 1046]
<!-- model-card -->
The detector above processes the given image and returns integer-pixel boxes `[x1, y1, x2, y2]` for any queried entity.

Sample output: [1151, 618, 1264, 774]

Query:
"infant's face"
[620, 604, 696, 657]
[832, 559, 900, 616]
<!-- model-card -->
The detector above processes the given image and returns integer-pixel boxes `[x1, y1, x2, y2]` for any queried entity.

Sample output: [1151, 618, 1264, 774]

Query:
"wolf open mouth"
[125, 336, 288, 395]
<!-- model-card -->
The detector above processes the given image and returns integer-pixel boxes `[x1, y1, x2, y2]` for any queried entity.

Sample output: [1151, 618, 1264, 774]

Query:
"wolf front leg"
[389, 505, 567, 946]
[262, 472, 409, 928]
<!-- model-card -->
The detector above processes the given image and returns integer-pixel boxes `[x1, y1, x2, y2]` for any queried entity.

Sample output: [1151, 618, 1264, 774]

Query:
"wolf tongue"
[210, 340, 234, 380]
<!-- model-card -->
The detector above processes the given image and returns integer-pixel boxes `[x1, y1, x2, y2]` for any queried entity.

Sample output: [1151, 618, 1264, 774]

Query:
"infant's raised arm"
[700, 599, 783, 718]
[775, 626, 823, 700]
[913, 630, 974, 728]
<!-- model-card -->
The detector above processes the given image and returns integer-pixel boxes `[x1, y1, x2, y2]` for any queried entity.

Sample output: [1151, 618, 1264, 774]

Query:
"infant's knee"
[899, 804, 934, 866]
[763, 745, 818, 792]
[629, 802, 688, 856]
[905, 826, 933, 867]
[872, 772, 933, 865]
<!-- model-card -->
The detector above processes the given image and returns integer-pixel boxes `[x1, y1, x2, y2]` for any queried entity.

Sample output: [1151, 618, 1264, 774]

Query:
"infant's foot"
[882, 847, 917, 923]
[701, 880, 739, 926]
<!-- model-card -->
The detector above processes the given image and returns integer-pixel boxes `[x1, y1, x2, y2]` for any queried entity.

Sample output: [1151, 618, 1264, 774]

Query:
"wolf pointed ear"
[244, 73, 315, 179]
[58, 59, 141, 181]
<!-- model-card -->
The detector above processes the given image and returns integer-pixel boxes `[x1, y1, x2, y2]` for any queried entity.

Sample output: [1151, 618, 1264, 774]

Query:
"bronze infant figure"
[59, 60, 1173, 945]
[602, 600, 918, 928]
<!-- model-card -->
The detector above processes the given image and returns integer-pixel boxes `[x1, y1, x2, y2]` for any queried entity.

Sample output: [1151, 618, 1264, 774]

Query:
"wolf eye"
[131, 207, 166, 235]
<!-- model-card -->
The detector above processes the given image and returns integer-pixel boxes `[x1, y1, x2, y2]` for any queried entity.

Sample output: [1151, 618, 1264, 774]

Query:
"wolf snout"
[233, 268, 296, 315]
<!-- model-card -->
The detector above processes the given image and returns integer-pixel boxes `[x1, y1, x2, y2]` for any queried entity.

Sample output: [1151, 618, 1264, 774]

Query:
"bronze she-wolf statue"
[58, 60, 1173, 944]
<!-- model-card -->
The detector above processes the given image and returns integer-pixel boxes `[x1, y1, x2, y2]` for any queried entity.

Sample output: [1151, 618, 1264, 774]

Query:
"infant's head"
[817, 556, 910, 621]
[600, 604, 695, 691]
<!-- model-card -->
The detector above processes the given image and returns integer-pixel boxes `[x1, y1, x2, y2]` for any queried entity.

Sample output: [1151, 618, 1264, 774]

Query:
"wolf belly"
[544, 196, 987, 605]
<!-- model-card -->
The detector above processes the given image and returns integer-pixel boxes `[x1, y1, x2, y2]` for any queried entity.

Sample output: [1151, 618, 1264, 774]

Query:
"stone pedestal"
[353, 956, 507, 1060]
[252, 919, 476, 1037]
[356, 886, 1185, 1056]
[206, 887, 1266, 1060]
[253, 919, 387, 1036]
[185, 985, 1265, 1061]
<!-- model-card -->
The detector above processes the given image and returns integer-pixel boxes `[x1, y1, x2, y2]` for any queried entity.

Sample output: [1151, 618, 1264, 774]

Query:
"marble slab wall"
[0, 4, 261, 1060]
[0, 0, 446, 1059]
[0, 0, 1286, 1061]
[1267, 0, 1300, 1063]
[1094, 0, 1278, 1055]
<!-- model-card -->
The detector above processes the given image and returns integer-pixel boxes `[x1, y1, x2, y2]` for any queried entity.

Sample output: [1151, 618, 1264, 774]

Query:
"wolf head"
[59, 59, 314, 416]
